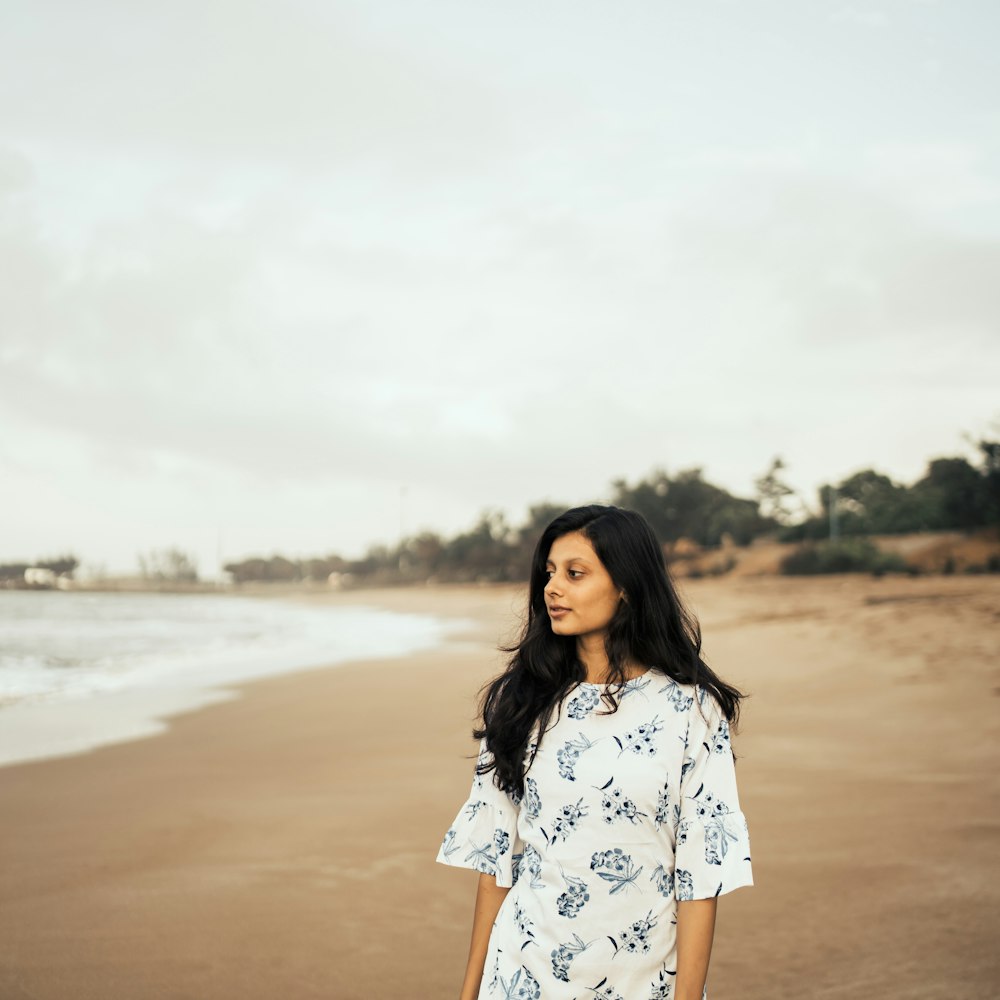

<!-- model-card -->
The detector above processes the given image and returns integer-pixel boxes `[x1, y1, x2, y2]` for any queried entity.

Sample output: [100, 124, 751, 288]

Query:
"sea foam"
[0, 590, 459, 767]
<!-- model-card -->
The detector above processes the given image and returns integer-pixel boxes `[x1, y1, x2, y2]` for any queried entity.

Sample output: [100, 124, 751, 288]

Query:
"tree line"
[5, 440, 995, 588]
[222, 438, 999, 584]
[0, 555, 79, 586]
[781, 446, 1000, 540]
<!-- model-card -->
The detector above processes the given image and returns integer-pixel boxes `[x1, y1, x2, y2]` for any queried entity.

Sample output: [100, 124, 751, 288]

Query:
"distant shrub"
[707, 555, 737, 577]
[964, 555, 1000, 575]
[780, 538, 910, 576]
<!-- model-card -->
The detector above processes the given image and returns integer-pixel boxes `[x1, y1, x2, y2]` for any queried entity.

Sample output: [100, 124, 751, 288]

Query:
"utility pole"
[398, 485, 407, 574]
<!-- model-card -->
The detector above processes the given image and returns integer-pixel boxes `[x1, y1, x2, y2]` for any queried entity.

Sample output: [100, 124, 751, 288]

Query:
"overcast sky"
[2, 0, 998, 575]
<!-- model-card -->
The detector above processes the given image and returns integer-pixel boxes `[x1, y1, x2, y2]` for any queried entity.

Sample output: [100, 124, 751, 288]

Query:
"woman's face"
[543, 530, 622, 642]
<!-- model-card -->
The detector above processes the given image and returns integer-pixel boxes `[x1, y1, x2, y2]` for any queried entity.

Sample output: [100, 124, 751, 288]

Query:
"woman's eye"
[568, 570, 583, 579]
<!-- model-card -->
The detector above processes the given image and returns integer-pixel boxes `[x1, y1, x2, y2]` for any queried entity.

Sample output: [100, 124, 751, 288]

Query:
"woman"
[436, 505, 753, 1000]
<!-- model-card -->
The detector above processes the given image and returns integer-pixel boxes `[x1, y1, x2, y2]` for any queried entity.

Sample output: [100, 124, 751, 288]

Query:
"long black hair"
[475, 504, 745, 796]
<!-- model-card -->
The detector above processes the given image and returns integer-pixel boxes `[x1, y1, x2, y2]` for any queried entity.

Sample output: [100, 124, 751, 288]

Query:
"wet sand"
[1, 576, 998, 999]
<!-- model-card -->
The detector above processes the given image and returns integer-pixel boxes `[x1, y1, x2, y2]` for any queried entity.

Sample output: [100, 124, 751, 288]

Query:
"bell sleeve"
[435, 737, 524, 889]
[674, 687, 754, 901]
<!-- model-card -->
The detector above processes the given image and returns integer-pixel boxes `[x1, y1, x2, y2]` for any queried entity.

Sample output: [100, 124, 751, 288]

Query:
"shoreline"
[1, 577, 998, 999]
[0, 588, 474, 770]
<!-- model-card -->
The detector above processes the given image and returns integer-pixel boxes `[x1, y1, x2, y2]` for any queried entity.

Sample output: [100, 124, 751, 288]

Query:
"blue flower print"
[568, 685, 601, 719]
[464, 841, 497, 875]
[510, 852, 523, 886]
[649, 864, 674, 899]
[709, 718, 731, 755]
[516, 845, 544, 890]
[513, 901, 536, 947]
[692, 790, 718, 820]
[494, 828, 510, 858]
[465, 799, 486, 820]
[440, 828, 459, 859]
[675, 869, 694, 901]
[599, 782, 648, 826]
[488, 949, 501, 993]
[704, 809, 741, 865]
[590, 849, 644, 895]
[524, 777, 542, 825]
[617, 715, 664, 757]
[550, 798, 588, 843]
[680, 754, 695, 781]
[586, 979, 625, 1000]
[499, 965, 541, 1000]
[687, 790, 740, 865]
[556, 867, 591, 918]
[515, 741, 538, 795]
[660, 679, 693, 713]
[705, 824, 735, 866]
[677, 818, 691, 847]
[557, 733, 596, 781]
[653, 780, 678, 831]
[620, 675, 653, 700]
[551, 933, 591, 982]
[648, 964, 676, 999]
[612, 909, 657, 955]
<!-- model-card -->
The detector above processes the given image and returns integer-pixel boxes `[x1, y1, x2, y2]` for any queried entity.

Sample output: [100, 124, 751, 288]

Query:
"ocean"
[0, 590, 457, 768]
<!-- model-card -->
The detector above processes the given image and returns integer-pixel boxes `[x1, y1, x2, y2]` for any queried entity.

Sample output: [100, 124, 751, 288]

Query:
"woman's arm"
[674, 896, 718, 1000]
[458, 873, 511, 1000]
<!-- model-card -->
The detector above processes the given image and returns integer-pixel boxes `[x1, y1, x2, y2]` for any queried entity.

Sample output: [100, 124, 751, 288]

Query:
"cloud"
[0, 147, 33, 195]
[2, 2, 998, 567]
[0, 1, 512, 176]
[863, 141, 1000, 218]
[3, 158, 997, 506]
[666, 174, 1000, 352]
[831, 6, 891, 28]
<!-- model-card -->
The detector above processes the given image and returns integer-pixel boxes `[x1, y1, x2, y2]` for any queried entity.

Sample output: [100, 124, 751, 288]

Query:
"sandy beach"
[1, 575, 998, 1000]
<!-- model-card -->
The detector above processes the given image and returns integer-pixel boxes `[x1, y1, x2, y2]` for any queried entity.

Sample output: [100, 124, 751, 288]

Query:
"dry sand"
[0, 576, 998, 1000]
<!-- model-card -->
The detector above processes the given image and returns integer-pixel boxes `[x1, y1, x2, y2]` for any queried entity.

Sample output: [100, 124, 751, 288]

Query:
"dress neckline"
[579, 669, 652, 689]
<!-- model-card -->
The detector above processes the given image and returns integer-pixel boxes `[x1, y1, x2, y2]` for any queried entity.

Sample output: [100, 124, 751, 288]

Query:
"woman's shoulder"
[644, 673, 722, 722]
[642, 669, 702, 697]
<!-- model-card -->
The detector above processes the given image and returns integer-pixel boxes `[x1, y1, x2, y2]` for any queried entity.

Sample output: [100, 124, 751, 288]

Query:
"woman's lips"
[548, 606, 570, 619]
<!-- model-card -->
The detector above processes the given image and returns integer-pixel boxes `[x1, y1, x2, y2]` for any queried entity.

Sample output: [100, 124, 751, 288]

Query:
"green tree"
[835, 469, 905, 533]
[38, 554, 80, 577]
[753, 457, 797, 525]
[913, 457, 987, 529]
[402, 531, 446, 578]
[441, 510, 514, 582]
[613, 468, 766, 546]
[505, 502, 571, 572]
[138, 548, 199, 583]
[976, 439, 1000, 527]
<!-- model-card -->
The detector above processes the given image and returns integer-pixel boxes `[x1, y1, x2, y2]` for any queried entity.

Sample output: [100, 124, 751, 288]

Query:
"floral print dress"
[436, 675, 753, 1000]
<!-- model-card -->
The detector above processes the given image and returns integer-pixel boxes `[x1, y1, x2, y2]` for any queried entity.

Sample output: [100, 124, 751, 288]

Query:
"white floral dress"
[436, 674, 753, 1000]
